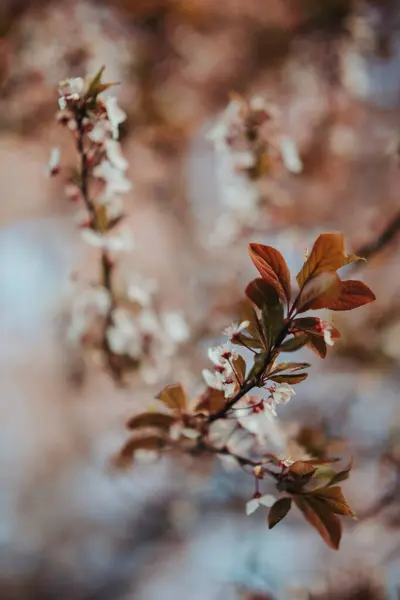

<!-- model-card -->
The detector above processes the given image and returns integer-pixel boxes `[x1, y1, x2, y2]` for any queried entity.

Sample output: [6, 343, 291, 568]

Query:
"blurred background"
[0, 0, 399, 598]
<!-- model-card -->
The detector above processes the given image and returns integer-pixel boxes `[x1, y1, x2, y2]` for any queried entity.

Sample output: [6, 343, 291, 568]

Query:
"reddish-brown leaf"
[156, 384, 187, 413]
[306, 334, 328, 358]
[269, 372, 308, 384]
[245, 278, 280, 310]
[268, 362, 311, 376]
[279, 334, 309, 352]
[289, 461, 317, 477]
[296, 233, 346, 288]
[232, 355, 247, 382]
[296, 272, 341, 313]
[327, 459, 353, 486]
[113, 435, 165, 468]
[268, 497, 292, 529]
[249, 243, 291, 302]
[311, 486, 356, 517]
[239, 299, 266, 347]
[294, 495, 342, 550]
[195, 388, 226, 415]
[322, 280, 376, 311]
[127, 412, 175, 431]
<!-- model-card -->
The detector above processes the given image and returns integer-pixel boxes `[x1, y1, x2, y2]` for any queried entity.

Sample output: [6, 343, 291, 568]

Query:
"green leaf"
[85, 65, 119, 100]
[269, 372, 308, 384]
[247, 351, 269, 381]
[126, 412, 175, 431]
[279, 334, 309, 352]
[85, 65, 105, 97]
[268, 497, 292, 529]
[234, 334, 264, 350]
[261, 301, 284, 349]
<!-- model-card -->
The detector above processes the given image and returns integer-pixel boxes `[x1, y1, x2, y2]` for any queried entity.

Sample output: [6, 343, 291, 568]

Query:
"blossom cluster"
[49, 70, 377, 552]
[121, 231, 375, 550]
[49, 70, 189, 382]
[207, 95, 303, 245]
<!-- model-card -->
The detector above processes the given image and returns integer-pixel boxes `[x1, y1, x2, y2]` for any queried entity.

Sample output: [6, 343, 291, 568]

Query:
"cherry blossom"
[104, 139, 129, 171]
[246, 492, 276, 516]
[105, 96, 127, 139]
[93, 159, 132, 199]
[202, 368, 236, 398]
[88, 121, 109, 144]
[127, 277, 158, 307]
[67, 286, 111, 343]
[223, 320, 250, 341]
[46, 147, 61, 177]
[315, 319, 336, 347]
[161, 311, 190, 345]
[81, 225, 134, 253]
[106, 308, 142, 359]
[207, 343, 238, 368]
[58, 77, 84, 109]
[268, 383, 296, 416]
[280, 136, 303, 174]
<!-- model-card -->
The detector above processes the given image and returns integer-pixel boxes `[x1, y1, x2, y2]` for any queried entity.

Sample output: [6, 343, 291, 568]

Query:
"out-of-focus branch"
[356, 210, 400, 262]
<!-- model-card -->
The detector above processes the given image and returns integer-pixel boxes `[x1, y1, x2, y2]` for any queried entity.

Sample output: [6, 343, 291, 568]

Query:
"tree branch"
[356, 209, 400, 262]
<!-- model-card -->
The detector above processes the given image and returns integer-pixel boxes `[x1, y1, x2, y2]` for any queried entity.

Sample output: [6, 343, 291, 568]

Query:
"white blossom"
[223, 320, 249, 340]
[101, 195, 124, 221]
[67, 286, 111, 343]
[280, 136, 303, 174]
[106, 308, 142, 359]
[170, 423, 200, 442]
[88, 121, 109, 144]
[161, 311, 190, 344]
[81, 225, 134, 254]
[207, 99, 241, 151]
[105, 139, 129, 171]
[58, 77, 84, 109]
[238, 404, 276, 440]
[127, 278, 157, 307]
[136, 309, 159, 336]
[93, 159, 132, 199]
[246, 493, 276, 516]
[268, 383, 296, 416]
[46, 147, 61, 177]
[105, 96, 127, 139]
[317, 320, 335, 347]
[134, 449, 159, 464]
[208, 343, 238, 367]
[202, 368, 236, 398]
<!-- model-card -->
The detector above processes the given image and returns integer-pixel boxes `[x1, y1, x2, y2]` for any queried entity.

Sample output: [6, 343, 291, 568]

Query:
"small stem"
[75, 108, 122, 381]
[207, 319, 292, 423]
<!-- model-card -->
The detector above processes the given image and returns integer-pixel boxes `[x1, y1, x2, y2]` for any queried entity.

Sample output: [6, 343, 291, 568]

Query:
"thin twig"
[356, 209, 400, 262]
[76, 111, 122, 381]
[207, 320, 291, 423]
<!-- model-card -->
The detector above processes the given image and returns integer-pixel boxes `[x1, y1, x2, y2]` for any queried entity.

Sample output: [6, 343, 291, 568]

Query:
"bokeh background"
[0, 1, 399, 599]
